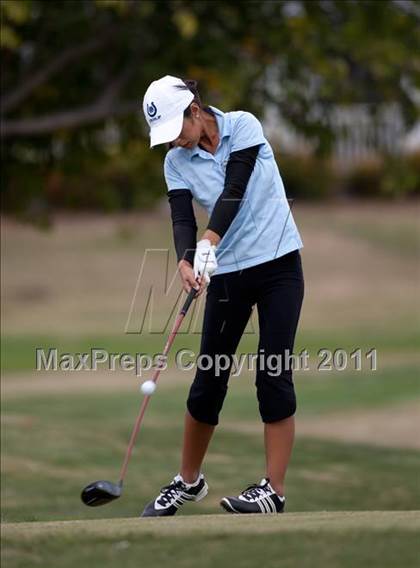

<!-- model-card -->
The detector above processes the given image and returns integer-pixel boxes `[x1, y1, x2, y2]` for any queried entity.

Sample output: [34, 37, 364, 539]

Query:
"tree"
[1, 0, 419, 211]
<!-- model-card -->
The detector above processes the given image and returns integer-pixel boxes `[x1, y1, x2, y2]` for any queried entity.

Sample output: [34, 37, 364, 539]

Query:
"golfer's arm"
[204, 144, 261, 245]
[167, 189, 198, 267]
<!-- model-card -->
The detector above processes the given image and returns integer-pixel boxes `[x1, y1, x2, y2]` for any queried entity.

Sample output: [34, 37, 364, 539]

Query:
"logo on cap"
[147, 102, 158, 118]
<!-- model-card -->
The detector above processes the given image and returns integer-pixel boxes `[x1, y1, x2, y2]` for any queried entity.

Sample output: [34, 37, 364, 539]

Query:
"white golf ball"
[141, 380, 156, 395]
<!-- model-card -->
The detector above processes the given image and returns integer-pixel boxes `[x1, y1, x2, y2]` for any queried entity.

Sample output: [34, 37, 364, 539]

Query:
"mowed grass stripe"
[3, 511, 420, 539]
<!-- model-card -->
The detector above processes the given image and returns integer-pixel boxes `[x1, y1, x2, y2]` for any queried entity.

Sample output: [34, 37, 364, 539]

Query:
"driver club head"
[81, 480, 122, 507]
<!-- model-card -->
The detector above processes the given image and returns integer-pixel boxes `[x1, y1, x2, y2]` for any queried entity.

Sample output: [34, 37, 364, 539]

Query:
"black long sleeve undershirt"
[167, 189, 197, 266]
[207, 144, 260, 237]
[167, 144, 261, 266]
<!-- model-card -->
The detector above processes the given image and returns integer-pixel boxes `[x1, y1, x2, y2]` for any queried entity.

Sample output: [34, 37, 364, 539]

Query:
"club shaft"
[118, 287, 198, 483]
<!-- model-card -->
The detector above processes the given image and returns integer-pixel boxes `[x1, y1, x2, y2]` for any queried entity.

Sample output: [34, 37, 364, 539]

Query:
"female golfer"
[141, 75, 304, 516]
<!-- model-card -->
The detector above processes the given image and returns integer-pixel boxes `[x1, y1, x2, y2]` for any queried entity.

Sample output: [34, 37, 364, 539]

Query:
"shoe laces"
[241, 479, 271, 500]
[158, 479, 186, 505]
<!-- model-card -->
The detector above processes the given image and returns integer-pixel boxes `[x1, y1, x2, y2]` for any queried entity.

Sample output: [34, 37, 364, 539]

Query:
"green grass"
[2, 324, 420, 372]
[333, 220, 420, 257]
[5, 356, 418, 417]
[2, 513, 420, 568]
[2, 206, 419, 567]
[294, 364, 420, 414]
[2, 382, 420, 524]
[300, 202, 420, 258]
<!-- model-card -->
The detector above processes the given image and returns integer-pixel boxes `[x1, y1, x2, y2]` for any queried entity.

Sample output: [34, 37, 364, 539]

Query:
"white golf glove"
[194, 239, 218, 285]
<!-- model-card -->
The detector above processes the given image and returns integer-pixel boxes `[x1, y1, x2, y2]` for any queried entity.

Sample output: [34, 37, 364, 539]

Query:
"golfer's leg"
[181, 273, 254, 482]
[180, 411, 215, 483]
[264, 417, 295, 496]
[256, 253, 304, 495]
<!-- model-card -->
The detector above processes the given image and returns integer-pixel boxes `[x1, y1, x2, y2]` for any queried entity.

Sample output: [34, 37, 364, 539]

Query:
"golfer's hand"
[194, 239, 218, 286]
[178, 260, 206, 297]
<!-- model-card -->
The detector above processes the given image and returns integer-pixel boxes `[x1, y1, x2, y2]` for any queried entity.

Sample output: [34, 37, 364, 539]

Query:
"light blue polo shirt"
[163, 105, 303, 275]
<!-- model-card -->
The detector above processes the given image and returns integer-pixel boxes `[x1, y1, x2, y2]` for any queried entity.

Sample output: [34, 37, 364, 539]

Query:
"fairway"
[3, 512, 420, 568]
[2, 205, 419, 567]
[4, 510, 420, 536]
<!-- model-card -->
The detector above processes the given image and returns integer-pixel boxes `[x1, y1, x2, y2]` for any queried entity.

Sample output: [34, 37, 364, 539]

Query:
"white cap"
[143, 75, 194, 148]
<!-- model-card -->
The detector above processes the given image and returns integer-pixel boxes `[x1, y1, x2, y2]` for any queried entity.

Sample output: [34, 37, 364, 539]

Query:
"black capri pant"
[187, 249, 305, 425]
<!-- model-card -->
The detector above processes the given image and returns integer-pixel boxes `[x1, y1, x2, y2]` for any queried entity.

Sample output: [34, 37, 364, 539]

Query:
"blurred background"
[1, 0, 420, 215]
[1, 1, 420, 566]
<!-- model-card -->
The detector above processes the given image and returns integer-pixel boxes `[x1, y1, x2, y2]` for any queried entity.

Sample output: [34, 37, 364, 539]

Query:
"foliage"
[276, 150, 420, 201]
[344, 151, 420, 199]
[342, 158, 384, 198]
[382, 151, 420, 198]
[276, 151, 336, 200]
[1, 0, 419, 214]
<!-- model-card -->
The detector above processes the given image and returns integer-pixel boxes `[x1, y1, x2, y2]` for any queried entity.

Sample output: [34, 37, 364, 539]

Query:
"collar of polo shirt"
[187, 105, 232, 160]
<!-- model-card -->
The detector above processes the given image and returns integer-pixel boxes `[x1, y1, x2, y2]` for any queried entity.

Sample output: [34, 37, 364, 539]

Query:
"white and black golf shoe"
[220, 478, 285, 514]
[141, 473, 208, 517]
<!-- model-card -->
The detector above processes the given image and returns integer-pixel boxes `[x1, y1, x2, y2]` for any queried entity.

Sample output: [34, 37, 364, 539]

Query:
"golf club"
[81, 284, 199, 507]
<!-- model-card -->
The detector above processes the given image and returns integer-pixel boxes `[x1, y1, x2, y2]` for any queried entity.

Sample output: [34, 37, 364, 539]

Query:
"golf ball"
[141, 380, 156, 395]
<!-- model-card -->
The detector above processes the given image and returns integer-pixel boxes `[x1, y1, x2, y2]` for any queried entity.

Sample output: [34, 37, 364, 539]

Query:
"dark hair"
[166, 78, 214, 150]
[177, 79, 202, 116]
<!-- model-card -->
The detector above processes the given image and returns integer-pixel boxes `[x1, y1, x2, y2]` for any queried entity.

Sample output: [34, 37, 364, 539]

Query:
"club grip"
[180, 285, 199, 315]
